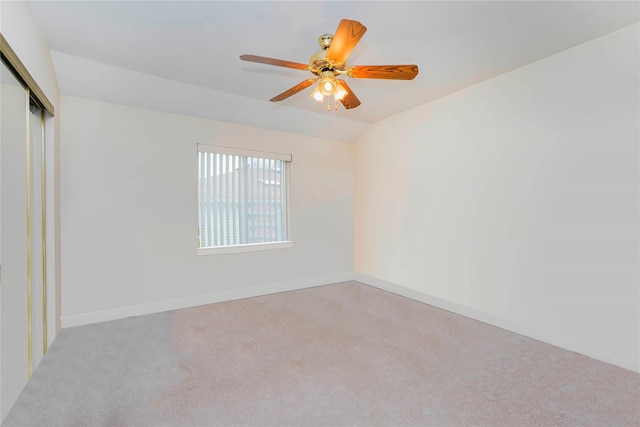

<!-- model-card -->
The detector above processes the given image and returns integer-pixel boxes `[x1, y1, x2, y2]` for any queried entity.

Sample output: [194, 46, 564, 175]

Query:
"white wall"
[60, 96, 354, 325]
[0, 1, 59, 100]
[355, 24, 639, 371]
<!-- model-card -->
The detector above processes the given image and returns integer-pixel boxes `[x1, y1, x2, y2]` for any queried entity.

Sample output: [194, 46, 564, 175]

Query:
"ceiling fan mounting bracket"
[318, 34, 333, 50]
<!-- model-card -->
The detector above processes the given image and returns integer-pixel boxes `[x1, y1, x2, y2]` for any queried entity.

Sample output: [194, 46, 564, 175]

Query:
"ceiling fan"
[240, 19, 419, 110]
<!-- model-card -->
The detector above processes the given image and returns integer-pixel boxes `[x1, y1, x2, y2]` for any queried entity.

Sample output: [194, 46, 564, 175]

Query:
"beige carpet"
[4, 281, 639, 426]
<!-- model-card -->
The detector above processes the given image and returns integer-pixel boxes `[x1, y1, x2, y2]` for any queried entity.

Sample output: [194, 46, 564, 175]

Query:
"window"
[196, 144, 292, 254]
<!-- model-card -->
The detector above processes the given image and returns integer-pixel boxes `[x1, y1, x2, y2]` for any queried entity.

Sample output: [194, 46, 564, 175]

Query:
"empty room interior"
[1, 1, 639, 425]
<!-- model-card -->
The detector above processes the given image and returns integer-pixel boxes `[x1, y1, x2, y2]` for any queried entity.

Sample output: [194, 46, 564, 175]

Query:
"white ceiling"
[26, 1, 639, 142]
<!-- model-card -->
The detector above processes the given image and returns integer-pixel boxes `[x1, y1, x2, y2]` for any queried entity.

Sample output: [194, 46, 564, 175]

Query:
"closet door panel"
[29, 103, 45, 369]
[0, 61, 29, 419]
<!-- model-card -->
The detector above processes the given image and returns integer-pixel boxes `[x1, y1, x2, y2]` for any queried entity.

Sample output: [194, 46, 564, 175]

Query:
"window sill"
[196, 241, 294, 255]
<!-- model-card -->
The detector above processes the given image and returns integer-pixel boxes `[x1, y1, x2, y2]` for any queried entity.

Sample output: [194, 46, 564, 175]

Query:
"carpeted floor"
[3, 281, 639, 426]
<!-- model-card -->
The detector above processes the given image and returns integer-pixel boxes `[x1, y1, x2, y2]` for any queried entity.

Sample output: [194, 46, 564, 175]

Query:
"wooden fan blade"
[348, 65, 419, 80]
[326, 19, 367, 64]
[336, 80, 361, 109]
[270, 78, 317, 102]
[240, 54, 308, 71]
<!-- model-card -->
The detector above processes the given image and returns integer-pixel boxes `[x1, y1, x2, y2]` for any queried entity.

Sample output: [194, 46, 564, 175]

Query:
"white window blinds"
[197, 144, 291, 248]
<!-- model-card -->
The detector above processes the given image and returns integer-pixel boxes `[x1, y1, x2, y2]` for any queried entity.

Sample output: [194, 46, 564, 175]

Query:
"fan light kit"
[240, 19, 419, 110]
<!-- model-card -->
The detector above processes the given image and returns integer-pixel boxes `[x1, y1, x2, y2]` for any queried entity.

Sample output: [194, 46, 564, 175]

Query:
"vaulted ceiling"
[26, 1, 639, 142]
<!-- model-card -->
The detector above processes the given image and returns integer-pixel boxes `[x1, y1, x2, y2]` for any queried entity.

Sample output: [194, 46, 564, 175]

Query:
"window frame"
[195, 144, 293, 255]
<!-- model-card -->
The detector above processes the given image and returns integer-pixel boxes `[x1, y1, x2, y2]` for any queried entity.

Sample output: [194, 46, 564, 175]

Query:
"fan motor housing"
[309, 34, 346, 76]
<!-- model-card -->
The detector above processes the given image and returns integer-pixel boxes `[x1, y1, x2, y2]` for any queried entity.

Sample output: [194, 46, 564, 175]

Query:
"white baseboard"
[353, 272, 640, 373]
[60, 272, 355, 328]
[60, 270, 639, 373]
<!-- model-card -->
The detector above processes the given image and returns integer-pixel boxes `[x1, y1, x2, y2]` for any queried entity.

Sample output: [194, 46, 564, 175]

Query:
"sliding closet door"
[0, 60, 29, 418]
[29, 102, 45, 369]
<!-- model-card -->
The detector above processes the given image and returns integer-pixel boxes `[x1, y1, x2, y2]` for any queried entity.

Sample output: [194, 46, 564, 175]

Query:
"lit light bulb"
[310, 85, 324, 102]
[334, 83, 347, 101]
[319, 77, 335, 96]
